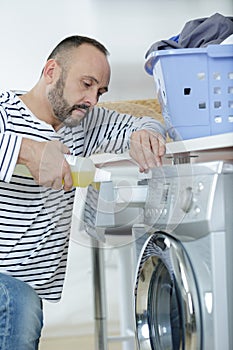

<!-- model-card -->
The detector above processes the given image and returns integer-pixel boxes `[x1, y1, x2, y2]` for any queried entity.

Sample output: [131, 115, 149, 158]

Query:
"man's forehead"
[68, 44, 110, 86]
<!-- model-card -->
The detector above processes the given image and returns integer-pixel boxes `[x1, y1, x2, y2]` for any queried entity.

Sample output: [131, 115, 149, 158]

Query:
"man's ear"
[43, 59, 59, 83]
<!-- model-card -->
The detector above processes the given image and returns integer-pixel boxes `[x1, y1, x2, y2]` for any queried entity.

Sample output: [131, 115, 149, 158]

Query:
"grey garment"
[145, 13, 233, 57]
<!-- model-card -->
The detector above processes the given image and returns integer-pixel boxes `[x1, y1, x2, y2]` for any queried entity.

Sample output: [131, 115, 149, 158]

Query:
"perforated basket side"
[147, 45, 233, 140]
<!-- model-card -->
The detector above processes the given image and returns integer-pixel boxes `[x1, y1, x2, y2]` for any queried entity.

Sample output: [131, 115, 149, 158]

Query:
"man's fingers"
[62, 160, 73, 191]
[150, 133, 166, 166]
[130, 130, 166, 172]
[130, 132, 149, 172]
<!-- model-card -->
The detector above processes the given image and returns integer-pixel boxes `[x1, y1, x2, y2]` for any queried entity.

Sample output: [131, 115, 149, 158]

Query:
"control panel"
[144, 174, 216, 228]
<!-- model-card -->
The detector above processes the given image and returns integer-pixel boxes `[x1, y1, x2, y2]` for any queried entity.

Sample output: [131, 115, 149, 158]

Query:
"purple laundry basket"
[145, 44, 233, 140]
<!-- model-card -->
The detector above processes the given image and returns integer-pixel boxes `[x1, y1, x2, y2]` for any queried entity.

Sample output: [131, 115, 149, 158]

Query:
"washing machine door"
[135, 232, 201, 350]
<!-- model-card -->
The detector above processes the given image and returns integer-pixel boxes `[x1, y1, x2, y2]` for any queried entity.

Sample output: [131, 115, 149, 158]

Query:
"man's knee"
[0, 273, 43, 349]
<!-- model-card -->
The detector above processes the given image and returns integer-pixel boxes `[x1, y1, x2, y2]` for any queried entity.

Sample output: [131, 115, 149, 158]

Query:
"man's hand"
[129, 130, 165, 172]
[18, 139, 73, 191]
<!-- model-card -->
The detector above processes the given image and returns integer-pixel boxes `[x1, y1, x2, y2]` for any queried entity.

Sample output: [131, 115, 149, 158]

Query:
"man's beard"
[48, 75, 89, 127]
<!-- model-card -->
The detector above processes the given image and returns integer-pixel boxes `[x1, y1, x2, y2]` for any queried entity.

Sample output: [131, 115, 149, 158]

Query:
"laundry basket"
[145, 44, 233, 140]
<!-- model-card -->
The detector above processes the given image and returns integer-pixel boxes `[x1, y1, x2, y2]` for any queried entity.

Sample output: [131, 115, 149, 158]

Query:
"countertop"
[91, 132, 233, 167]
[166, 132, 233, 154]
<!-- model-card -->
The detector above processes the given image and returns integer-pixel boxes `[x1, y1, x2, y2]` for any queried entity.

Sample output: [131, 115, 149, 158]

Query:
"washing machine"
[133, 160, 233, 350]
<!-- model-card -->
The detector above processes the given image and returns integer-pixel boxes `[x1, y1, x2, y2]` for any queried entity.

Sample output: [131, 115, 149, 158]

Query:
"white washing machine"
[133, 160, 233, 350]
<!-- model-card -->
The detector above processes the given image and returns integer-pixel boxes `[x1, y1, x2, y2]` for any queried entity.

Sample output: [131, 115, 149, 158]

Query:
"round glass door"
[135, 232, 201, 350]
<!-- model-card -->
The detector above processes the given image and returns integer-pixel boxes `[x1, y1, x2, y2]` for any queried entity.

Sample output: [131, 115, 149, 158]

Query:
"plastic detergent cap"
[65, 154, 95, 172]
[65, 155, 111, 187]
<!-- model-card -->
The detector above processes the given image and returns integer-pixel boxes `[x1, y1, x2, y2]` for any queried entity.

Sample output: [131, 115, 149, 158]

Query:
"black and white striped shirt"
[0, 90, 165, 301]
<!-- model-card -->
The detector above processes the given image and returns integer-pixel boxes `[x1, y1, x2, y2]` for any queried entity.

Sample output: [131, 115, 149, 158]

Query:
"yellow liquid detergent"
[71, 170, 95, 188]
[68, 155, 96, 188]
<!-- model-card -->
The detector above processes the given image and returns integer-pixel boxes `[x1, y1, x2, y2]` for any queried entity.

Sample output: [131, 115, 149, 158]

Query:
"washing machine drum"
[134, 232, 202, 350]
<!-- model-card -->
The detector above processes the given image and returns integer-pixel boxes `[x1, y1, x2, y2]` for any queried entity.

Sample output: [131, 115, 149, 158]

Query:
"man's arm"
[82, 106, 166, 170]
[0, 133, 73, 190]
[17, 138, 73, 191]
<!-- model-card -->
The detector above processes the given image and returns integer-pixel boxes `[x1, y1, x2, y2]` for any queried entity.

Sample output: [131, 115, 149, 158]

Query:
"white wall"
[1, 0, 232, 101]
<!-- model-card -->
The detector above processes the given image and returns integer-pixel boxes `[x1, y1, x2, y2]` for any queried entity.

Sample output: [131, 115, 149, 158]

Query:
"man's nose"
[86, 90, 99, 107]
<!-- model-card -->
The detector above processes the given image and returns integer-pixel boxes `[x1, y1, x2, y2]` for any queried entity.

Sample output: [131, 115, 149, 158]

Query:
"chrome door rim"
[134, 232, 202, 350]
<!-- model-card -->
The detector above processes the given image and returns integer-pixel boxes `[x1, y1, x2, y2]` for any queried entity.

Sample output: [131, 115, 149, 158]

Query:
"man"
[0, 35, 165, 349]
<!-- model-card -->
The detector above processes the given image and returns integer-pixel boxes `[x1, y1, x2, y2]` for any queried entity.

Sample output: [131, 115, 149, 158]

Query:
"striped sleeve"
[0, 132, 22, 182]
[82, 107, 166, 156]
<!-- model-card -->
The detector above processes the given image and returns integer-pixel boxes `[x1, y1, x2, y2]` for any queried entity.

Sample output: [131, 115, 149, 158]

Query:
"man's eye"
[83, 81, 91, 88]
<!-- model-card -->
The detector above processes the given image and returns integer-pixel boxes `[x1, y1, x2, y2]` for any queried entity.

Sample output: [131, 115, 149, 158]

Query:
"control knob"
[180, 186, 193, 213]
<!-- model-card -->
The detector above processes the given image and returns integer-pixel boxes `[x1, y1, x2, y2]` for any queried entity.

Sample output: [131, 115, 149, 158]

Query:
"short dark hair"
[47, 35, 109, 61]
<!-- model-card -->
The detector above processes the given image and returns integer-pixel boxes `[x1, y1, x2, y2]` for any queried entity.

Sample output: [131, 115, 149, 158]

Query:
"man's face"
[47, 71, 89, 127]
[48, 44, 110, 128]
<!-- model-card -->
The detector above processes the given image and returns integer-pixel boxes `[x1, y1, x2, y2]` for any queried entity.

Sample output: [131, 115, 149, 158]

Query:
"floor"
[39, 335, 127, 350]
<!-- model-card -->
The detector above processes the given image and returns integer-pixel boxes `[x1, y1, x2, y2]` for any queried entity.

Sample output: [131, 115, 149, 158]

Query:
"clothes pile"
[145, 13, 233, 59]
